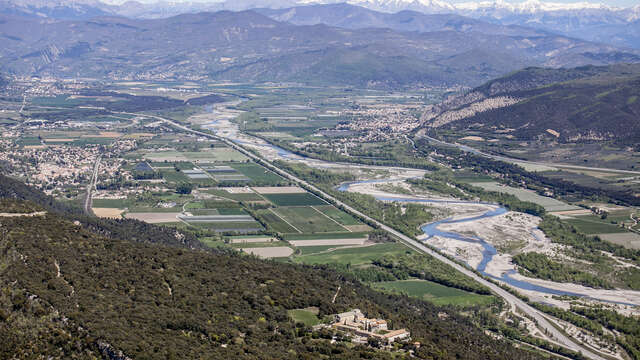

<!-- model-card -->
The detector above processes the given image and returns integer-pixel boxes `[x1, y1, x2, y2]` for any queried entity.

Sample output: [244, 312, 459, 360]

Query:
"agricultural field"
[565, 216, 629, 235]
[92, 208, 124, 218]
[141, 147, 247, 163]
[189, 221, 263, 233]
[92, 198, 128, 208]
[294, 243, 412, 265]
[270, 206, 347, 233]
[313, 205, 362, 225]
[283, 232, 370, 241]
[227, 235, 276, 244]
[288, 237, 367, 247]
[204, 189, 266, 202]
[262, 193, 327, 207]
[230, 163, 285, 184]
[295, 245, 349, 255]
[255, 209, 299, 233]
[470, 181, 579, 212]
[125, 212, 181, 223]
[241, 247, 294, 258]
[372, 280, 495, 307]
[597, 233, 640, 249]
[198, 237, 226, 249]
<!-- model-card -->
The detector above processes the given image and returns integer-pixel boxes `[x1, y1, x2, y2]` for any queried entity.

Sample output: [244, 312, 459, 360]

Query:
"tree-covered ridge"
[0, 204, 543, 359]
[429, 63, 640, 144]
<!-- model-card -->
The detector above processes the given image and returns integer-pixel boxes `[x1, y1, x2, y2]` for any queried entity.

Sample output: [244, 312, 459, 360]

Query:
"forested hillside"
[422, 63, 640, 144]
[0, 177, 543, 359]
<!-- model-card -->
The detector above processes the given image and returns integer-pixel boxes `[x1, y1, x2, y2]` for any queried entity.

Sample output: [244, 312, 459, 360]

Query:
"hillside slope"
[420, 63, 640, 144]
[0, 179, 543, 359]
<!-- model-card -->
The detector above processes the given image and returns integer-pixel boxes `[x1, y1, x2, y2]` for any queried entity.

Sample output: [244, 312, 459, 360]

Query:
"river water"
[203, 107, 635, 305]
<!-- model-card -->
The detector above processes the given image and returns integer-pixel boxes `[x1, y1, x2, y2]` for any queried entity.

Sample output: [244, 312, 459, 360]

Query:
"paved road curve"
[129, 112, 607, 360]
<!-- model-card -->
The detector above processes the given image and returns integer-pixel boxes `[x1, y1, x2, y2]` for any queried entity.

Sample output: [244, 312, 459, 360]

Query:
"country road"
[124, 111, 608, 360]
[84, 156, 101, 215]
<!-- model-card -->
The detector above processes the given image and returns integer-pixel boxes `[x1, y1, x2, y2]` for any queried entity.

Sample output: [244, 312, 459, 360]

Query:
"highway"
[132, 112, 607, 360]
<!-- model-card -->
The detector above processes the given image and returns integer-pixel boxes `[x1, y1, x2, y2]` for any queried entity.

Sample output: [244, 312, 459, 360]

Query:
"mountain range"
[3, 0, 640, 49]
[2, 4, 639, 87]
[419, 63, 640, 144]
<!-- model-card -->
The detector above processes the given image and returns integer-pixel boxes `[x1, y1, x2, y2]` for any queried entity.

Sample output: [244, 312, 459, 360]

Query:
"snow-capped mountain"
[451, 0, 639, 48]
[304, 0, 456, 14]
[456, 0, 617, 13]
[0, 0, 115, 19]
[3, 0, 640, 48]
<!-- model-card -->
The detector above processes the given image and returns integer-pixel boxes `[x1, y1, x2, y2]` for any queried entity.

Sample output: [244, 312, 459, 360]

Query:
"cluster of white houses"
[332, 309, 410, 343]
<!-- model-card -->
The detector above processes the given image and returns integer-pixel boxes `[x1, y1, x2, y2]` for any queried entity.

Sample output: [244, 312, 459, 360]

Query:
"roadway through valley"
[125, 111, 608, 360]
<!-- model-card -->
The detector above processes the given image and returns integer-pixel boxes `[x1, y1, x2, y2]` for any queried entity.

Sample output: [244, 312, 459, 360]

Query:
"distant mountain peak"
[296, 0, 455, 13]
[456, 0, 618, 13]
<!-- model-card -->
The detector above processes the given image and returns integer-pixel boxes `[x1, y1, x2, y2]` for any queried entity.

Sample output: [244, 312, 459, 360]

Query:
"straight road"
[128, 112, 607, 360]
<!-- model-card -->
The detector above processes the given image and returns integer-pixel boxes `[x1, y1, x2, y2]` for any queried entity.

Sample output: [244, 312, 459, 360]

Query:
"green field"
[230, 163, 284, 184]
[566, 217, 629, 235]
[231, 240, 289, 248]
[189, 221, 263, 232]
[204, 189, 266, 202]
[149, 161, 194, 169]
[92, 198, 128, 208]
[199, 237, 226, 248]
[271, 206, 345, 233]
[263, 193, 327, 206]
[160, 169, 190, 183]
[296, 245, 348, 255]
[295, 243, 412, 265]
[287, 309, 320, 326]
[17, 137, 43, 146]
[188, 208, 248, 216]
[314, 205, 361, 225]
[284, 232, 369, 241]
[256, 209, 299, 233]
[183, 148, 247, 162]
[372, 280, 495, 307]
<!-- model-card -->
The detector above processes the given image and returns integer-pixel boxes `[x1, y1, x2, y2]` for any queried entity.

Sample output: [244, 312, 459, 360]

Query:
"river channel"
[204, 106, 636, 305]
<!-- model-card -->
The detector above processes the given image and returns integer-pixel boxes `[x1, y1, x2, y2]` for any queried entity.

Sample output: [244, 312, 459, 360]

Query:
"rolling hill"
[256, 3, 545, 37]
[419, 63, 640, 144]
